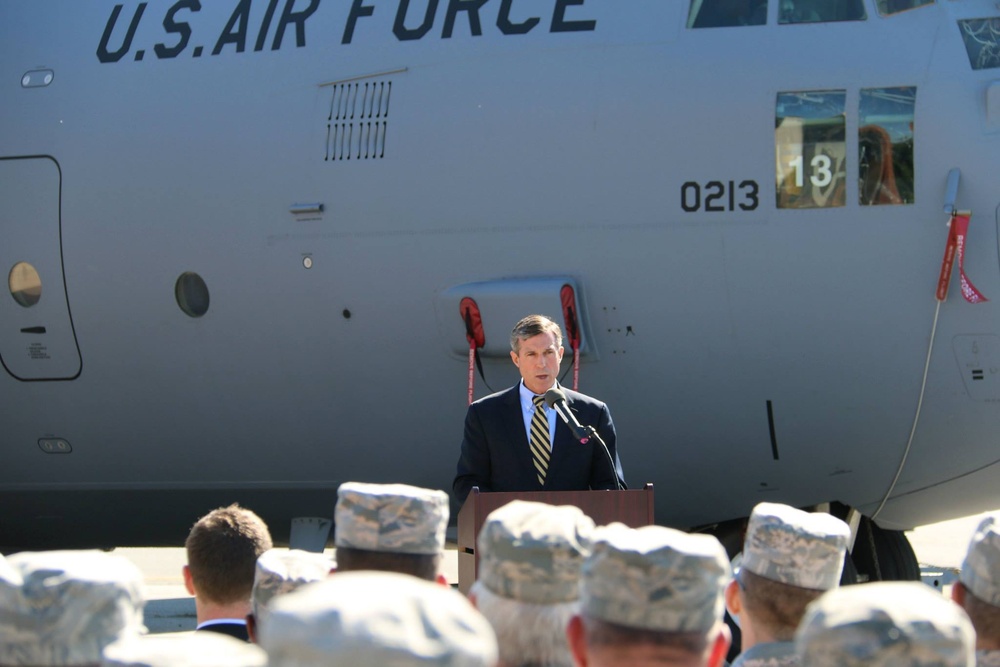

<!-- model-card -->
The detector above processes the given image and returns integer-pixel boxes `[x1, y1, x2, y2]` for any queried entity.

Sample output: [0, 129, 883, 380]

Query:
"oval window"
[175, 272, 210, 318]
[9, 262, 42, 307]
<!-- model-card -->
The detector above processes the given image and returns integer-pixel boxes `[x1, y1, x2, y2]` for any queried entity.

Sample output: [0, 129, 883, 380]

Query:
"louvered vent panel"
[325, 80, 391, 161]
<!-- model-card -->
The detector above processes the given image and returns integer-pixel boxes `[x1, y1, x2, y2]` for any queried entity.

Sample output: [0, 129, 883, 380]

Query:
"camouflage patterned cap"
[477, 500, 595, 604]
[741, 502, 850, 591]
[260, 571, 498, 667]
[335, 482, 449, 555]
[101, 632, 267, 667]
[794, 581, 976, 667]
[0, 550, 145, 666]
[959, 515, 1000, 607]
[581, 523, 731, 633]
[251, 549, 335, 629]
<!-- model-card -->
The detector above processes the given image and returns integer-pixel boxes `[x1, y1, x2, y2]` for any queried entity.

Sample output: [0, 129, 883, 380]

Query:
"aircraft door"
[0, 156, 81, 380]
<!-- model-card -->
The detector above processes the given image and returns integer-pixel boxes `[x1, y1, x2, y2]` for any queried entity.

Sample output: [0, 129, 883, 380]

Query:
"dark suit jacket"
[453, 384, 626, 505]
[196, 621, 250, 642]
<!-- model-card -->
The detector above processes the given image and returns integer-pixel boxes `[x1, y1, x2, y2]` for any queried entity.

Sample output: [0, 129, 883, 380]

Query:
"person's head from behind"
[795, 582, 975, 667]
[246, 549, 334, 644]
[0, 550, 145, 667]
[102, 632, 267, 667]
[726, 502, 849, 646]
[184, 504, 273, 607]
[952, 514, 1000, 650]
[470, 500, 595, 667]
[567, 524, 732, 667]
[334, 482, 449, 583]
[260, 571, 498, 667]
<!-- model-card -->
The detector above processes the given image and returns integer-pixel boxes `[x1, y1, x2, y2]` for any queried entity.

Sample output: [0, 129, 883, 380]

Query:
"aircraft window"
[875, 0, 933, 17]
[775, 90, 846, 209]
[9, 262, 42, 307]
[859, 87, 916, 206]
[778, 0, 866, 24]
[958, 18, 1000, 70]
[687, 0, 767, 28]
[175, 272, 209, 318]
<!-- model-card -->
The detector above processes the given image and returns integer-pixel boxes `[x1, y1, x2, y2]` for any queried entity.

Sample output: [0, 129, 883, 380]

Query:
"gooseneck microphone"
[544, 387, 590, 443]
[544, 387, 623, 490]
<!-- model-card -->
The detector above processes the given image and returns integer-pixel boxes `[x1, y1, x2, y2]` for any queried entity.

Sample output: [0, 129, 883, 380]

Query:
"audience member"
[184, 504, 273, 641]
[567, 523, 732, 667]
[0, 550, 144, 666]
[953, 515, 1000, 666]
[101, 632, 266, 667]
[259, 570, 498, 666]
[246, 548, 334, 643]
[795, 581, 975, 667]
[470, 500, 595, 667]
[334, 482, 449, 582]
[726, 503, 850, 667]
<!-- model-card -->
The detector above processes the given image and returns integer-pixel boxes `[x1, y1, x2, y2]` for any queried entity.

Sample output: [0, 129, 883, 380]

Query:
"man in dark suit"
[184, 504, 273, 642]
[453, 314, 626, 505]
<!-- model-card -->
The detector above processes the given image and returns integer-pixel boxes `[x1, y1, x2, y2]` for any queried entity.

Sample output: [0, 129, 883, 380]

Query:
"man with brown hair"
[725, 502, 849, 667]
[183, 504, 272, 642]
[333, 482, 449, 584]
[453, 314, 625, 504]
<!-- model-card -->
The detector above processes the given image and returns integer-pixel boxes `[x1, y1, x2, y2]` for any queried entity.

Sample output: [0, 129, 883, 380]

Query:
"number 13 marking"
[789, 155, 834, 188]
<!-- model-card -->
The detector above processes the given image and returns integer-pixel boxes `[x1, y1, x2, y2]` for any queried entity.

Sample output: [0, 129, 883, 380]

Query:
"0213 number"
[681, 180, 759, 212]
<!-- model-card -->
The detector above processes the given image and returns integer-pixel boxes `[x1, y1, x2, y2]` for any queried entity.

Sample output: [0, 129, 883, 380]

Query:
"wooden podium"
[456, 484, 654, 593]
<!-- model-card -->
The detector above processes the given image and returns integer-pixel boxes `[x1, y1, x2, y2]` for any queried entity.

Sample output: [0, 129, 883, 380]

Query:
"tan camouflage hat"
[795, 581, 975, 667]
[260, 571, 498, 667]
[477, 500, 595, 604]
[101, 632, 267, 667]
[251, 549, 335, 629]
[335, 482, 449, 555]
[0, 550, 146, 666]
[741, 502, 850, 591]
[959, 515, 1000, 607]
[581, 523, 731, 633]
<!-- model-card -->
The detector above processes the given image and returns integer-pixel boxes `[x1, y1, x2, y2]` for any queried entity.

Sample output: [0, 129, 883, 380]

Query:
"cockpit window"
[859, 87, 916, 206]
[775, 90, 847, 209]
[687, 0, 767, 28]
[778, 0, 866, 24]
[875, 0, 933, 17]
[958, 19, 1000, 71]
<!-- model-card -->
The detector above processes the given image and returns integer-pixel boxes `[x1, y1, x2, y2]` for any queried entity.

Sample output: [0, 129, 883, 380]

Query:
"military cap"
[959, 515, 1000, 607]
[335, 482, 449, 555]
[795, 581, 975, 667]
[0, 550, 145, 666]
[251, 549, 334, 628]
[741, 502, 849, 591]
[581, 523, 731, 633]
[101, 633, 267, 667]
[477, 500, 595, 604]
[260, 571, 498, 667]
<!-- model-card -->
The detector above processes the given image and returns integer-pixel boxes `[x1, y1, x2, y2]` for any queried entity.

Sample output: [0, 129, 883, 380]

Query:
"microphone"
[544, 387, 624, 491]
[544, 388, 590, 443]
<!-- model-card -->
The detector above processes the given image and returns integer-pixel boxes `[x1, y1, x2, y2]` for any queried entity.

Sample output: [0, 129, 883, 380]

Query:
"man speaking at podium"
[453, 314, 626, 505]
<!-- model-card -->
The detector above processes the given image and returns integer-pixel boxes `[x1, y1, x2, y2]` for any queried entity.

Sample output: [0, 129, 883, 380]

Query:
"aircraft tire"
[850, 516, 921, 581]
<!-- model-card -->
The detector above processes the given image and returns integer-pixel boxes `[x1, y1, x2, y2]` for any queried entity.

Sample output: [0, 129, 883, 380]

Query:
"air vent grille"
[325, 80, 391, 161]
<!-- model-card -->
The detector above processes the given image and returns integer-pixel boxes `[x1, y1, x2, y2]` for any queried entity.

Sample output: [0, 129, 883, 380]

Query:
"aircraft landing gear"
[849, 516, 921, 582]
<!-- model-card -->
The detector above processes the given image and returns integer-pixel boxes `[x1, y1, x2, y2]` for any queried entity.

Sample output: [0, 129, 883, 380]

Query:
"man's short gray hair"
[471, 580, 577, 667]
[510, 315, 563, 353]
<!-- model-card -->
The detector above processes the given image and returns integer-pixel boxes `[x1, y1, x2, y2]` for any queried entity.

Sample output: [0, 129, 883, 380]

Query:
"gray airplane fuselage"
[2, 0, 999, 547]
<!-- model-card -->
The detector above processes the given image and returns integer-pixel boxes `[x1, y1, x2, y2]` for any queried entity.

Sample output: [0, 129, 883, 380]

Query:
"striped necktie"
[529, 395, 550, 485]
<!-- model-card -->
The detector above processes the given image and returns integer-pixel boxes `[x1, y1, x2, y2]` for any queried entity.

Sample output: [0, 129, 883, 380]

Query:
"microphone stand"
[581, 425, 623, 491]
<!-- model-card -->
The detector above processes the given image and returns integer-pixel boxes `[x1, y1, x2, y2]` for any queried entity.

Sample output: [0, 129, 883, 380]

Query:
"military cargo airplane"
[2, 0, 999, 580]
